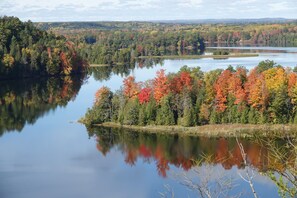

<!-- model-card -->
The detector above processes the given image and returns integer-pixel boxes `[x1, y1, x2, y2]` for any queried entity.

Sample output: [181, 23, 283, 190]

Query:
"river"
[0, 46, 296, 198]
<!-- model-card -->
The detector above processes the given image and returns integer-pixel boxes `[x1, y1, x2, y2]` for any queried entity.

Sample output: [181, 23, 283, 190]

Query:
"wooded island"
[82, 60, 297, 132]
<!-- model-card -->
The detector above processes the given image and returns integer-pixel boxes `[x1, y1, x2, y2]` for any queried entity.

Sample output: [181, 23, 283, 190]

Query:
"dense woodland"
[2, 17, 296, 74]
[0, 16, 87, 79]
[37, 20, 297, 65]
[0, 75, 85, 135]
[83, 60, 297, 126]
[77, 30, 204, 65]
[200, 23, 297, 46]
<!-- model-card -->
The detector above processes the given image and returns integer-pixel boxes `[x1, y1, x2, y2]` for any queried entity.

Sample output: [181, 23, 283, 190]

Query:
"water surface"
[0, 46, 296, 197]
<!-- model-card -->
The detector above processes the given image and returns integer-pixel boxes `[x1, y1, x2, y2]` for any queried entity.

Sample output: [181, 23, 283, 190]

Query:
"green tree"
[156, 95, 175, 125]
[256, 60, 277, 73]
[123, 98, 140, 125]
[181, 92, 195, 127]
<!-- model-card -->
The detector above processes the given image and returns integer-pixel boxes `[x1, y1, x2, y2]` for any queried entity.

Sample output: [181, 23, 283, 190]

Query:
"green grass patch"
[90, 122, 297, 138]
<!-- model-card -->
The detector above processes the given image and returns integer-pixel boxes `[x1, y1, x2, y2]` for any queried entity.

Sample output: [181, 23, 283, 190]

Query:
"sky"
[0, 0, 296, 22]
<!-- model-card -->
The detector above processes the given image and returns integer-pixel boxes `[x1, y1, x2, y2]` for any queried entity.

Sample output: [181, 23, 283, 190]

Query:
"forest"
[76, 29, 205, 65]
[2, 17, 296, 76]
[83, 60, 297, 127]
[37, 20, 297, 65]
[0, 16, 87, 79]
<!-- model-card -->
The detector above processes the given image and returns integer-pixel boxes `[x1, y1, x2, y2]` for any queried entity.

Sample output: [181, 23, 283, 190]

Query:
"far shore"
[137, 53, 259, 60]
[89, 53, 259, 67]
[89, 122, 297, 138]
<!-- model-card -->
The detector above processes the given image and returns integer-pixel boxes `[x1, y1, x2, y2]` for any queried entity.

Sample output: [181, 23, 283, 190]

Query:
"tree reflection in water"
[86, 126, 297, 197]
[87, 58, 164, 82]
[0, 74, 86, 135]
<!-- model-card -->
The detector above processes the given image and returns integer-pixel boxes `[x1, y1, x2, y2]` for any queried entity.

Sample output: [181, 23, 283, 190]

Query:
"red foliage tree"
[94, 86, 111, 106]
[138, 87, 152, 104]
[228, 68, 247, 105]
[170, 71, 193, 93]
[214, 68, 247, 112]
[214, 69, 232, 112]
[123, 76, 140, 99]
[153, 69, 170, 102]
[245, 70, 269, 111]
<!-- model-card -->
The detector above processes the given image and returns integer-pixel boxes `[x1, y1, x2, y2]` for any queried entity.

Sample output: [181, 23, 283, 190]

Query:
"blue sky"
[0, 0, 296, 22]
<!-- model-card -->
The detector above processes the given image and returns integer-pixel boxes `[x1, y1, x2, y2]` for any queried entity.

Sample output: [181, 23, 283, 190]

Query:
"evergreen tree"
[84, 87, 113, 125]
[123, 99, 140, 125]
[156, 95, 175, 125]
[145, 100, 157, 125]
[181, 92, 195, 127]
[138, 105, 147, 126]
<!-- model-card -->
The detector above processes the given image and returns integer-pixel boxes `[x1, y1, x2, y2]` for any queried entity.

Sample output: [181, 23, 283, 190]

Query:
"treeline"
[0, 75, 85, 135]
[42, 21, 297, 58]
[200, 23, 297, 46]
[0, 16, 87, 79]
[83, 60, 297, 126]
[77, 30, 205, 65]
[35, 21, 297, 66]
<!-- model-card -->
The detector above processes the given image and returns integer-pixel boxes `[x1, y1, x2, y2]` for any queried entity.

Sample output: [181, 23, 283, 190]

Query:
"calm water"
[0, 47, 296, 198]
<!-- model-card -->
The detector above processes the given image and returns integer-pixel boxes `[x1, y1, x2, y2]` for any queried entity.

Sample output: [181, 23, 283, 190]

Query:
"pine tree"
[138, 105, 147, 126]
[181, 92, 195, 127]
[145, 100, 157, 125]
[156, 95, 175, 125]
[123, 98, 140, 125]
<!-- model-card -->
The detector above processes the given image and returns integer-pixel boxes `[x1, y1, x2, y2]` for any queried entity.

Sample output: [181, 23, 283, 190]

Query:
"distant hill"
[35, 18, 297, 31]
[153, 18, 297, 24]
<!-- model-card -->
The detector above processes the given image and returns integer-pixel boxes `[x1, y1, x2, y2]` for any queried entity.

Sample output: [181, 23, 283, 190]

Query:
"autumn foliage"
[138, 88, 152, 104]
[170, 71, 193, 93]
[94, 86, 111, 106]
[92, 128, 295, 179]
[123, 76, 140, 99]
[153, 69, 170, 102]
[85, 61, 297, 126]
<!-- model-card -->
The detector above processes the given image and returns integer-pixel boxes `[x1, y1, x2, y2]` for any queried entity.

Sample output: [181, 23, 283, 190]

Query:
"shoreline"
[137, 53, 259, 59]
[90, 122, 297, 138]
[90, 63, 126, 67]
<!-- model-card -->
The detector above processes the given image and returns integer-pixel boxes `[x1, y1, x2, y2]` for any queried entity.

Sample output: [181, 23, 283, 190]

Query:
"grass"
[137, 53, 259, 59]
[90, 62, 126, 67]
[89, 64, 110, 67]
[92, 122, 297, 138]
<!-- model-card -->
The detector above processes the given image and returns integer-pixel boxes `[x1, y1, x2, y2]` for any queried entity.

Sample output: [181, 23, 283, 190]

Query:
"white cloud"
[178, 0, 203, 8]
[269, 2, 294, 11]
[122, 0, 159, 9]
[0, 0, 296, 21]
[1, 0, 121, 12]
[231, 0, 257, 5]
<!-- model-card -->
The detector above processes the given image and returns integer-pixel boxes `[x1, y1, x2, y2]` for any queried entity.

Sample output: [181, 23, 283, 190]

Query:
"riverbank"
[90, 122, 297, 137]
[90, 62, 126, 67]
[137, 53, 259, 60]
[89, 53, 259, 67]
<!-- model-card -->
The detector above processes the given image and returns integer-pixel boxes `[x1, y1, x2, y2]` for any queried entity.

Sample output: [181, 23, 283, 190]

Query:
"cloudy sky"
[0, 0, 296, 22]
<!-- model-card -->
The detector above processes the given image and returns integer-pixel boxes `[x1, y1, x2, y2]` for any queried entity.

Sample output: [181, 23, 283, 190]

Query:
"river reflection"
[88, 58, 164, 82]
[1, 45, 296, 197]
[87, 126, 297, 196]
[0, 75, 86, 135]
